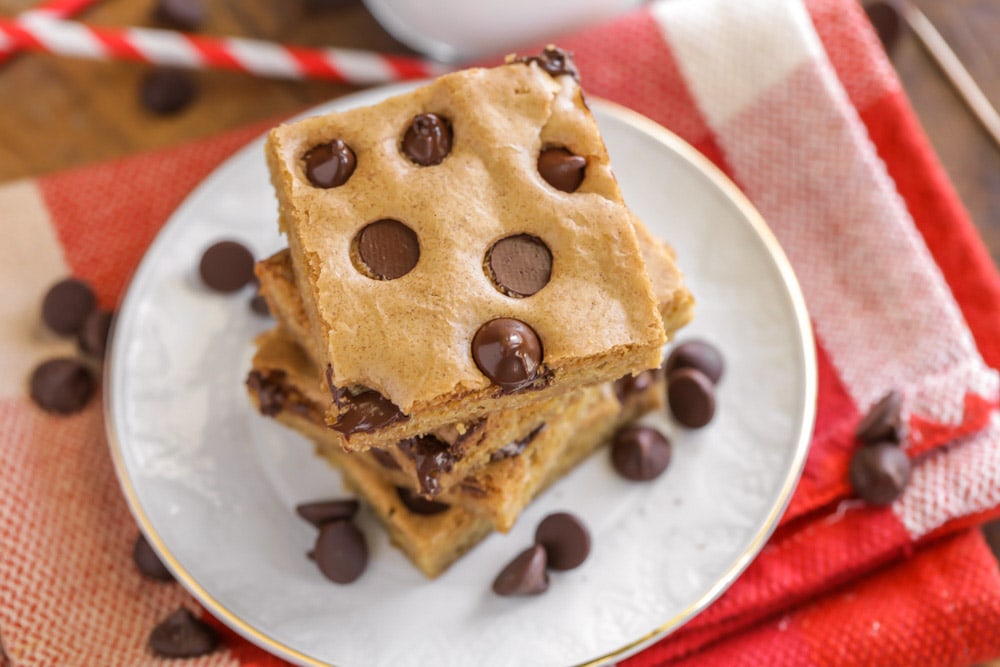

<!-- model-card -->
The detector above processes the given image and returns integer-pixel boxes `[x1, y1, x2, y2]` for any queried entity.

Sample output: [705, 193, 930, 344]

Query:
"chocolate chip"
[472, 318, 543, 392]
[864, 1, 901, 55]
[667, 367, 716, 428]
[401, 113, 452, 166]
[78, 309, 113, 360]
[132, 533, 174, 582]
[856, 390, 904, 445]
[514, 46, 579, 79]
[849, 442, 911, 505]
[490, 423, 545, 462]
[41, 278, 96, 336]
[331, 389, 407, 435]
[303, 139, 357, 188]
[198, 240, 255, 292]
[397, 435, 455, 496]
[396, 486, 450, 515]
[535, 512, 590, 571]
[355, 219, 420, 280]
[246, 369, 288, 416]
[296, 499, 360, 527]
[370, 447, 401, 470]
[492, 544, 549, 596]
[154, 0, 205, 31]
[148, 607, 219, 658]
[486, 234, 552, 297]
[665, 339, 724, 384]
[537, 148, 586, 193]
[139, 67, 197, 115]
[249, 294, 271, 316]
[29, 358, 95, 414]
[611, 424, 671, 481]
[313, 520, 368, 583]
[613, 368, 659, 403]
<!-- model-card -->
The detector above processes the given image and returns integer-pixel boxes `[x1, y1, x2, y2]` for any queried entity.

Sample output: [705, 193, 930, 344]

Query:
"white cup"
[362, 0, 645, 62]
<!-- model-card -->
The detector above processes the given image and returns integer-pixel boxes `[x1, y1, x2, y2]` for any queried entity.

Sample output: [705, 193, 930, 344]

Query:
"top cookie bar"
[265, 47, 672, 434]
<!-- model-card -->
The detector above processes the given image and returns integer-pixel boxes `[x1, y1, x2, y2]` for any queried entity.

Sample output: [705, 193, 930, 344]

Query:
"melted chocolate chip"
[246, 370, 288, 416]
[849, 442, 911, 506]
[29, 358, 95, 414]
[332, 389, 407, 436]
[148, 608, 219, 658]
[132, 533, 174, 582]
[611, 425, 671, 481]
[492, 544, 549, 596]
[139, 67, 197, 115]
[397, 435, 455, 496]
[856, 389, 904, 445]
[154, 0, 205, 30]
[303, 139, 357, 188]
[487, 234, 552, 297]
[296, 499, 360, 527]
[42, 278, 96, 336]
[490, 424, 545, 462]
[535, 512, 590, 571]
[613, 368, 660, 404]
[667, 367, 716, 428]
[472, 318, 543, 392]
[537, 147, 586, 193]
[78, 309, 113, 360]
[370, 447, 402, 470]
[665, 339, 725, 384]
[401, 113, 452, 166]
[198, 240, 255, 292]
[314, 520, 368, 583]
[355, 219, 420, 280]
[514, 46, 579, 79]
[396, 487, 450, 515]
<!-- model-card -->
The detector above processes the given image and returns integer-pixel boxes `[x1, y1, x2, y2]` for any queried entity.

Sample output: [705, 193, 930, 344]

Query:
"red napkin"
[3, 0, 1000, 664]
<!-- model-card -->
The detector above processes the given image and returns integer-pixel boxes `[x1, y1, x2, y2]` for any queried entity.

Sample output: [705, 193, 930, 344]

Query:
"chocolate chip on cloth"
[148, 607, 219, 658]
[198, 240, 255, 292]
[132, 533, 174, 582]
[29, 358, 95, 414]
[472, 318, 543, 392]
[401, 113, 452, 166]
[41, 277, 96, 336]
[492, 544, 549, 596]
[153, 0, 206, 31]
[295, 498, 360, 527]
[537, 147, 586, 193]
[303, 139, 356, 188]
[396, 486, 450, 515]
[314, 520, 368, 583]
[665, 339, 725, 384]
[667, 367, 716, 428]
[535, 512, 590, 571]
[486, 234, 552, 297]
[139, 67, 197, 115]
[855, 389, 904, 445]
[354, 219, 420, 280]
[78, 309, 113, 360]
[611, 424, 671, 481]
[849, 442, 911, 506]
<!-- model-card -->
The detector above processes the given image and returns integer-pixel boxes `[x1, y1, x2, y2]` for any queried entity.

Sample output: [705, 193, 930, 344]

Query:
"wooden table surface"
[1, 0, 999, 663]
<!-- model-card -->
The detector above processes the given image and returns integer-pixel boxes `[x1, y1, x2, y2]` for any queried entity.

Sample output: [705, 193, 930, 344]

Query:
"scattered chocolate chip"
[667, 367, 716, 428]
[148, 607, 219, 658]
[401, 113, 452, 166]
[613, 368, 660, 403]
[139, 67, 197, 115]
[29, 358, 95, 414]
[490, 423, 545, 462]
[198, 240, 255, 293]
[472, 318, 543, 392]
[355, 219, 420, 280]
[78, 309, 113, 360]
[332, 389, 407, 435]
[611, 424, 671, 481]
[665, 339, 724, 384]
[537, 147, 586, 193]
[41, 278, 96, 336]
[514, 46, 579, 79]
[486, 234, 552, 297]
[370, 447, 401, 470]
[313, 520, 368, 583]
[856, 389, 904, 445]
[396, 486, 450, 515]
[303, 139, 357, 188]
[535, 512, 590, 571]
[249, 294, 271, 316]
[154, 0, 205, 30]
[864, 1, 901, 55]
[132, 533, 174, 582]
[397, 435, 455, 496]
[296, 499, 360, 527]
[849, 441, 911, 506]
[492, 544, 549, 596]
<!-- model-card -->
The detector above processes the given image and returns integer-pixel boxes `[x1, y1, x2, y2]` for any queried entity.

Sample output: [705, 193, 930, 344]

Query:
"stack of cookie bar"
[245, 48, 694, 578]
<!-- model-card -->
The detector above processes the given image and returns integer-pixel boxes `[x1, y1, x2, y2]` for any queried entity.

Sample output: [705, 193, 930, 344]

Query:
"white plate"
[107, 88, 816, 667]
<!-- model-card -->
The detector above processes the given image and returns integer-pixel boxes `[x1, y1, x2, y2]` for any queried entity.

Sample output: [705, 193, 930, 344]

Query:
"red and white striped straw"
[0, 14, 451, 85]
[0, 0, 99, 65]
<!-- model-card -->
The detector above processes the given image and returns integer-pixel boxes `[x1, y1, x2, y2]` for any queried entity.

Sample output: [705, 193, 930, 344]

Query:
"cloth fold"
[2, 0, 1000, 665]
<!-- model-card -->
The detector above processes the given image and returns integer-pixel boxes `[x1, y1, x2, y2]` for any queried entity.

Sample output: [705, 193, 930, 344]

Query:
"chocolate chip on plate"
[78, 309, 113, 360]
[849, 442, 911, 506]
[401, 113, 452, 166]
[154, 0, 206, 31]
[295, 499, 360, 528]
[667, 367, 716, 428]
[537, 147, 586, 193]
[139, 67, 197, 115]
[198, 240, 255, 293]
[535, 512, 590, 571]
[611, 424, 671, 481]
[29, 358, 95, 414]
[613, 368, 660, 404]
[331, 389, 407, 435]
[355, 219, 420, 280]
[396, 486, 451, 515]
[148, 607, 219, 658]
[132, 533, 174, 582]
[472, 318, 543, 392]
[313, 520, 368, 584]
[41, 277, 96, 336]
[493, 544, 549, 596]
[486, 234, 552, 297]
[303, 139, 357, 188]
[665, 339, 724, 384]
[855, 389, 904, 445]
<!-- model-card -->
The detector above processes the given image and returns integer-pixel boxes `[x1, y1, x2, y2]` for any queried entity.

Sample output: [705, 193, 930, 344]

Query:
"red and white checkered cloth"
[3, 0, 1000, 664]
